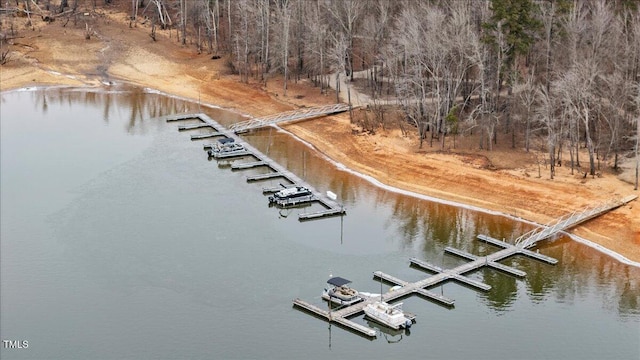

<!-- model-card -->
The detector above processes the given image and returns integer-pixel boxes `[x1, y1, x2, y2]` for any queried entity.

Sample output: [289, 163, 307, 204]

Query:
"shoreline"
[277, 126, 640, 268]
[4, 80, 639, 268]
[1, 10, 638, 265]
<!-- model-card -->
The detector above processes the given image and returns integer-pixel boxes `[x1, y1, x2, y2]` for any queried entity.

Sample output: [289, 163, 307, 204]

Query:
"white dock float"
[179, 123, 211, 131]
[246, 172, 283, 182]
[443, 247, 526, 277]
[373, 270, 455, 307]
[298, 208, 346, 220]
[444, 246, 478, 261]
[450, 274, 491, 291]
[262, 185, 289, 194]
[231, 161, 268, 170]
[372, 271, 408, 286]
[518, 248, 559, 264]
[487, 262, 527, 277]
[414, 288, 455, 306]
[477, 235, 558, 265]
[333, 317, 377, 338]
[409, 258, 445, 273]
[476, 234, 511, 248]
[164, 113, 200, 122]
[191, 132, 223, 140]
[292, 298, 376, 338]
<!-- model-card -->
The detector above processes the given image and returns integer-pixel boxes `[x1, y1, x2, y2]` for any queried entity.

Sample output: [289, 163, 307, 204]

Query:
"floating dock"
[163, 112, 346, 220]
[178, 123, 211, 131]
[293, 196, 636, 338]
[231, 161, 267, 170]
[156, 111, 637, 339]
[191, 132, 223, 140]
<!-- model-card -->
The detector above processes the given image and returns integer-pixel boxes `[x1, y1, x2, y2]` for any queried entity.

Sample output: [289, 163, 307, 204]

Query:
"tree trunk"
[633, 117, 640, 190]
[180, 0, 186, 45]
[576, 118, 580, 168]
[549, 143, 555, 179]
[335, 73, 340, 103]
[584, 109, 596, 176]
[569, 144, 574, 175]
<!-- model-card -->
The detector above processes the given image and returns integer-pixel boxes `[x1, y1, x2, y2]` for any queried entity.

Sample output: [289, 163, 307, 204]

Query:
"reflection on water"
[19, 85, 246, 134]
[1, 87, 639, 359]
[364, 320, 410, 342]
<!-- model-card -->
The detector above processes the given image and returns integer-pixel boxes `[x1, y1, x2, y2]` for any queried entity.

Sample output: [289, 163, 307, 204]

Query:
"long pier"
[163, 112, 346, 220]
[293, 195, 636, 338]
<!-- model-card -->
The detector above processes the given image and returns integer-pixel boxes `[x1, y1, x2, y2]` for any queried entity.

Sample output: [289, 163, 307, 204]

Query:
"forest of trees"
[138, 0, 639, 184]
[3, 0, 640, 187]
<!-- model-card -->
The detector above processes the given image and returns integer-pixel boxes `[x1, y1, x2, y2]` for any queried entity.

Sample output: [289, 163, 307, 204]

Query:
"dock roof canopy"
[327, 277, 351, 287]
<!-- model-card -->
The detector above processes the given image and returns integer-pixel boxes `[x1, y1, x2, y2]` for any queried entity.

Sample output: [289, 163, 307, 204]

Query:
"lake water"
[1, 87, 638, 360]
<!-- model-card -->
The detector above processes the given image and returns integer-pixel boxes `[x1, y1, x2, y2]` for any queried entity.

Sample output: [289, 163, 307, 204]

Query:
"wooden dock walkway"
[191, 132, 223, 140]
[178, 123, 211, 131]
[231, 161, 267, 170]
[163, 113, 346, 220]
[293, 195, 636, 338]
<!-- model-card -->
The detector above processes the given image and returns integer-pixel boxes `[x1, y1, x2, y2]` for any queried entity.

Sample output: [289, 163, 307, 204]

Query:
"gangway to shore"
[229, 103, 350, 133]
[293, 195, 636, 338]
[515, 195, 637, 249]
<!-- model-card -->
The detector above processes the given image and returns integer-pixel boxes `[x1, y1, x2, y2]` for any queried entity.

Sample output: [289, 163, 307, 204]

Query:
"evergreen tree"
[482, 0, 541, 70]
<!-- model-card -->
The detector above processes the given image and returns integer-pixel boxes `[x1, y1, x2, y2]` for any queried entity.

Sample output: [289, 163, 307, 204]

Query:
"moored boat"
[207, 138, 248, 158]
[321, 277, 363, 306]
[268, 186, 314, 207]
[363, 301, 414, 330]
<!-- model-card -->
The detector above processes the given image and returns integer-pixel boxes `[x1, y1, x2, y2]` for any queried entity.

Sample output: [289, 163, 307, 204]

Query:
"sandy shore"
[1, 9, 638, 264]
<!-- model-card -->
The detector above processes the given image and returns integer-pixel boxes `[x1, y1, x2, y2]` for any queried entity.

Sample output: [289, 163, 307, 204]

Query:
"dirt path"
[1, 8, 638, 264]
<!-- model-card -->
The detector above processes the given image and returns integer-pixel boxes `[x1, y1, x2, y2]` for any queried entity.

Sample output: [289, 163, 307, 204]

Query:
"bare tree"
[626, 78, 640, 190]
[326, 30, 348, 104]
[256, 0, 270, 77]
[390, 2, 432, 147]
[359, 0, 395, 98]
[466, 1, 496, 150]
[325, 0, 364, 81]
[536, 84, 558, 179]
[272, 0, 292, 95]
[568, 1, 616, 176]
[301, 0, 330, 93]
[516, 70, 536, 152]
[232, 0, 252, 83]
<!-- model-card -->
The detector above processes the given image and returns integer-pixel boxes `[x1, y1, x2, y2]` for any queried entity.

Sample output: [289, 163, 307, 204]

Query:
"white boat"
[268, 186, 314, 207]
[207, 138, 248, 158]
[321, 277, 363, 306]
[363, 301, 414, 330]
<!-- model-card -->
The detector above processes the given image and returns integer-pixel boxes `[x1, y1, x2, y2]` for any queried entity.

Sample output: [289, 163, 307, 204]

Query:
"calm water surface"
[1, 87, 638, 359]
